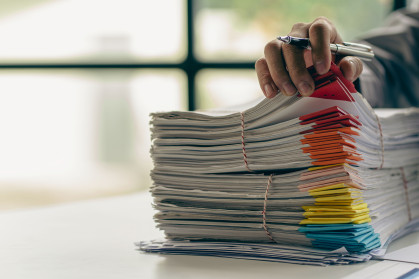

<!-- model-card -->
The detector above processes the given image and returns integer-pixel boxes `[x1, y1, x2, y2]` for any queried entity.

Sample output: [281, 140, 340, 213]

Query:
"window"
[0, 0, 399, 210]
[0, 0, 187, 209]
[0, 0, 186, 63]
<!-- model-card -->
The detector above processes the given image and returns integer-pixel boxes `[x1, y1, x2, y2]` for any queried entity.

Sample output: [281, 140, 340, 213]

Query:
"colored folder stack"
[139, 63, 419, 265]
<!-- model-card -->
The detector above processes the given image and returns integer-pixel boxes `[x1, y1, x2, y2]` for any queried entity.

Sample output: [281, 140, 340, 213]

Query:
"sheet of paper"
[343, 261, 419, 279]
[383, 244, 419, 264]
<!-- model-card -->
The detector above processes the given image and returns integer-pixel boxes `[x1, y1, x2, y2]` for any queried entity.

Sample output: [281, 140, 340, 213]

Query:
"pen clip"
[333, 42, 374, 61]
[342, 42, 373, 52]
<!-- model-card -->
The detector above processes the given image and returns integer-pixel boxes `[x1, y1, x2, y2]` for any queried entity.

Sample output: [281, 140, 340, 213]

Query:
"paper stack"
[139, 63, 419, 265]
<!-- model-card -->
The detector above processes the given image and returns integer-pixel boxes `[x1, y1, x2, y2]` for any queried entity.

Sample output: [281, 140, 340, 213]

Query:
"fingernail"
[298, 81, 313, 96]
[264, 83, 276, 98]
[315, 61, 327, 74]
[283, 81, 297, 95]
[348, 60, 356, 80]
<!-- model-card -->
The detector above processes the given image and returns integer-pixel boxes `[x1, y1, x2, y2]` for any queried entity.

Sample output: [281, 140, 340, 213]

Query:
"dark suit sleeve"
[357, 9, 419, 108]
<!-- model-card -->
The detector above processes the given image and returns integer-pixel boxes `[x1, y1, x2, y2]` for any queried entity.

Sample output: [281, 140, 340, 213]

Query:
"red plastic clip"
[306, 62, 357, 102]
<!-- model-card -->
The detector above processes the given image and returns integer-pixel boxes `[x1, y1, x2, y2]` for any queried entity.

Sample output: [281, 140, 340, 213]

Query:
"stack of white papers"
[140, 63, 419, 265]
[137, 240, 371, 266]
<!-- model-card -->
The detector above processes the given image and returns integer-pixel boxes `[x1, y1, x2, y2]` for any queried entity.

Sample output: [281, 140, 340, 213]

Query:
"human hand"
[255, 17, 363, 98]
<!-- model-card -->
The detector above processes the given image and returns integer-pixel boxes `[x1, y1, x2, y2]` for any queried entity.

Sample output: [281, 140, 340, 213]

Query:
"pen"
[277, 36, 374, 60]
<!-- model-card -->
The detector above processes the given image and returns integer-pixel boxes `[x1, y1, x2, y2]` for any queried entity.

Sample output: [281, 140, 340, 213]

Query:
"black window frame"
[0, 0, 406, 111]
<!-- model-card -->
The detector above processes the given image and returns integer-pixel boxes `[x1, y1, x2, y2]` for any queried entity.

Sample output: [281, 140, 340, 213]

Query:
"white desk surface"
[0, 191, 418, 279]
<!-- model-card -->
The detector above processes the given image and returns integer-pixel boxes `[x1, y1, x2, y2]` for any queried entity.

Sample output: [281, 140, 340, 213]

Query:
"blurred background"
[0, 0, 407, 210]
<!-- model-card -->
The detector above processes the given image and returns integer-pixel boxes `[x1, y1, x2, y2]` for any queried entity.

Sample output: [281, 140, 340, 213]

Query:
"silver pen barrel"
[330, 43, 375, 60]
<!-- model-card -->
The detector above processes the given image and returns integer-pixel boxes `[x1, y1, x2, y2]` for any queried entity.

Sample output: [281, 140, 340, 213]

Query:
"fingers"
[282, 23, 315, 96]
[338, 56, 363, 82]
[309, 17, 335, 75]
[264, 40, 297, 96]
[256, 17, 359, 99]
[281, 45, 315, 96]
[255, 58, 279, 98]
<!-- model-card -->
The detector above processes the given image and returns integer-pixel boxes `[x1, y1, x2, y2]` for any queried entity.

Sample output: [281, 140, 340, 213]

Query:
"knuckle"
[289, 22, 309, 38]
[259, 72, 272, 85]
[310, 19, 331, 34]
[281, 42, 300, 54]
[276, 77, 291, 87]
[290, 68, 310, 81]
[291, 22, 307, 32]
[289, 23, 309, 37]
[293, 69, 308, 79]
[263, 40, 279, 56]
[258, 72, 272, 84]
[314, 16, 331, 24]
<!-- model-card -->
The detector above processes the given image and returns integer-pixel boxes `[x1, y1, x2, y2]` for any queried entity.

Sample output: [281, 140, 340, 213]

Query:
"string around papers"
[240, 112, 253, 172]
[375, 114, 385, 169]
[400, 167, 412, 221]
[336, 76, 385, 169]
[262, 174, 276, 242]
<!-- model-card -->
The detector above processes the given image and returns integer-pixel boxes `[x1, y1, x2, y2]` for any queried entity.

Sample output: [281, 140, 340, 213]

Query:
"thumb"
[337, 56, 363, 82]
